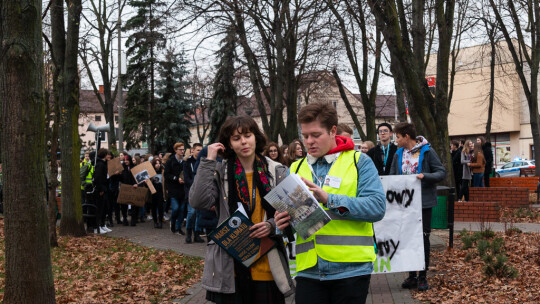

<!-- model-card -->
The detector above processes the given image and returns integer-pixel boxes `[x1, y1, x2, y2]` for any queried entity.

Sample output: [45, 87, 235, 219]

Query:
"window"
[95, 115, 102, 121]
[331, 101, 337, 109]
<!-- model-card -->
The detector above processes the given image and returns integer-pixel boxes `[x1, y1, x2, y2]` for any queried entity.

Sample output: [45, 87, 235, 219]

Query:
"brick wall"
[454, 202, 500, 222]
[469, 187, 529, 208]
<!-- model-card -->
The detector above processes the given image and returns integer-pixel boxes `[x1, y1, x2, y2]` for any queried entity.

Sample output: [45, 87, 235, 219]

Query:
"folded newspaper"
[264, 174, 331, 239]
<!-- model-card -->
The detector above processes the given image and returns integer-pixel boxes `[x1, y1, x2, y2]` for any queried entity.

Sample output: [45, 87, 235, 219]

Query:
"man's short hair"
[451, 140, 459, 148]
[97, 148, 108, 159]
[192, 143, 203, 149]
[394, 122, 417, 139]
[173, 142, 185, 150]
[377, 122, 393, 132]
[337, 123, 353, 136]
[298, 102, 338, 132]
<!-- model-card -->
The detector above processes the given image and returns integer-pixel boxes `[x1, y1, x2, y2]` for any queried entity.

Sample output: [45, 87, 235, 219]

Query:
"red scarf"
[326, 135, 355, 155]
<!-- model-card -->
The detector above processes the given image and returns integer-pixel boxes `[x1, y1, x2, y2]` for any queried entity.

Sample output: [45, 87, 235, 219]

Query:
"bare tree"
[489, 0, 540, 174]
[0, 0, 56, 301]
[327, 0, 383, 142]
[79, 0, 128, 150]
[51, 0, 87, 236]
[368, 0, 458, 185]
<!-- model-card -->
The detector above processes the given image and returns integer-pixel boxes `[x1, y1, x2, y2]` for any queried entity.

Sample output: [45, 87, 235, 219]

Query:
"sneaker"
[417, 277, 429, 291]
[401, 276, 418, 289]
[163, 215, 170, 221]
[170, 222, 176, 234]
[101, 226, 112, 233]
[94, 228, 108, 234]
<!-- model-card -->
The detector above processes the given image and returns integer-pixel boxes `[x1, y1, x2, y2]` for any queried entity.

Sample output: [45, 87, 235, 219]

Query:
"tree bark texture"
[55, 0, 86, 236]
[0, 0, 57, 302]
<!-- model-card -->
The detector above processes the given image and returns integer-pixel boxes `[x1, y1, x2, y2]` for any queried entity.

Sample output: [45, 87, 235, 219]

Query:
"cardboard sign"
[372, 175, 425, 274]
[131, 161, 157, 194]
[117, 183, 149, 207]
[107, 157, 123, 177]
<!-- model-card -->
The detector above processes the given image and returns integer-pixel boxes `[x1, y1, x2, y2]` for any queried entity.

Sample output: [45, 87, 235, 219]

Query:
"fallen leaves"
[0, 218, 203, 303]
[414, 231, 540, 303]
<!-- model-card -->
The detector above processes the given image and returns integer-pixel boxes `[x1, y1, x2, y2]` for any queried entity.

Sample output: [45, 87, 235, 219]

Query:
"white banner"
[372, 175, 424, 273]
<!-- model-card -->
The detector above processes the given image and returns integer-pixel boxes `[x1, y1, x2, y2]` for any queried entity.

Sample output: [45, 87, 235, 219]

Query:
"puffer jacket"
[189, 156, 295, 296]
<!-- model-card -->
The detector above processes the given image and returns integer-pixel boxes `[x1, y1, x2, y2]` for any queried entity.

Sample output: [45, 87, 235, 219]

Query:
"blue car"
[495, 160, 535, 177]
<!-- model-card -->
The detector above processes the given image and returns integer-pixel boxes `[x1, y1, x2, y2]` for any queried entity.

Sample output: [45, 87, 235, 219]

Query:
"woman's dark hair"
[264, 142, 286, 165]
[217, 115, 267, 159]
[151, 158, 163, 173]
[394, 122, 417, 140]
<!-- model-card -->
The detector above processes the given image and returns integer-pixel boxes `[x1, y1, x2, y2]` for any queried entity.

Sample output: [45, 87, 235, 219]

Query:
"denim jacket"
[293, 152, 386, 281]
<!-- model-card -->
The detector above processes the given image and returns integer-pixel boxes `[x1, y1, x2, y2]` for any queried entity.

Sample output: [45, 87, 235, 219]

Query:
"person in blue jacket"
[389, 122, 446, 292]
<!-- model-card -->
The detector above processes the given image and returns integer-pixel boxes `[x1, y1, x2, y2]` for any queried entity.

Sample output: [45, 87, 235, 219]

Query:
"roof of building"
[353, 94, 398, 118]
[80, 89, 126, 114]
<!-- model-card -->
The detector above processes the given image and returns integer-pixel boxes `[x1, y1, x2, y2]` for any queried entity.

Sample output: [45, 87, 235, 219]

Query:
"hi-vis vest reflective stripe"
[80, 161, 94, 190]
[289, 150, 376, 272]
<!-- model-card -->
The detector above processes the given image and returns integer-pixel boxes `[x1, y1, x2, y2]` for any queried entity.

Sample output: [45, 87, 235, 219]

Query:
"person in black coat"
[184, 143, 205, 243]
[164, 142, 186, 235]
[367, 122, 397, 175]
[477, 137, 493, 187]
[451, 140, 463, 198]
[93, 148, 109, 232]
[120, 153, 140, 226]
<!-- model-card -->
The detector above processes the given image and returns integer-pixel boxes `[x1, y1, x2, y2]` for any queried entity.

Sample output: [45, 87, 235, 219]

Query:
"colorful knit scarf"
[227, 155, 273, 217]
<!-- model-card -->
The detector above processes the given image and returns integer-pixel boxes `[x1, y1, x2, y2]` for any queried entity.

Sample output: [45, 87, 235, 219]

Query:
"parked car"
[495, 159, 535, 177]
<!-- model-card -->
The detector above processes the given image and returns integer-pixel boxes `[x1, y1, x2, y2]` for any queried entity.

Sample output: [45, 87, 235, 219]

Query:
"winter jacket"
[483, 142, 493, 174]
[461, 151, 473, 180]
[189, 157, 294, 296]
[470, 153, 486, 174]
[367, 142, 397, 175]
[93, 158, 108, 193]
[183, 155, 197, 200]
[164, 155, 185, 200]
[390, 146, 446, 209]
[451, 147, 463, 183]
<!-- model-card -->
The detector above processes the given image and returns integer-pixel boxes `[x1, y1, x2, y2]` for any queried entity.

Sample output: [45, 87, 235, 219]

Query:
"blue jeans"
[186, 203, 200, 231]
[170, 197, 185, 231]
[472, 173, 484, 187]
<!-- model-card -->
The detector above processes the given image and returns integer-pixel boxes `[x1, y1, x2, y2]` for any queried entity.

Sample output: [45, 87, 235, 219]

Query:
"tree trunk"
[58, 0, 86, 236]
[486, 30, 496, 140]
[0, 0, 57, 302]
[47, 95, 59, 247]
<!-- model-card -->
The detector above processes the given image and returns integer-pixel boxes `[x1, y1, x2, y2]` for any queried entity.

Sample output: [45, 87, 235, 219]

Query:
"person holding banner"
[275, 102, 386, 304]
[389, 122, 446, 291]
[189, 115, 294, 304]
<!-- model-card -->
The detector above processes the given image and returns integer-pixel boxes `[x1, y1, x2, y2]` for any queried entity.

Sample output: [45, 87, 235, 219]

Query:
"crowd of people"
[76, 101, 510, 303]
[80, 142, 217, 245]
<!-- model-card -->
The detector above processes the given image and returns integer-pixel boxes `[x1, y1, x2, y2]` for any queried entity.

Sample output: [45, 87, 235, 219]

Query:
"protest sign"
[117, 183, 149, 207]
[372, 175, 424, 274]
[131, 162, 157, 194]
[107, 157, 123, 177]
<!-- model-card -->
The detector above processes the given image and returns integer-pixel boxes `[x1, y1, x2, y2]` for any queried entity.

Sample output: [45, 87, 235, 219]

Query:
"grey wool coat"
[188, 156, 295, 296]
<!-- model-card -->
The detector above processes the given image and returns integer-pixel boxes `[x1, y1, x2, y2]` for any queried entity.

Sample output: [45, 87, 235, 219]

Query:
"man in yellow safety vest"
[275, 102, 386, 304]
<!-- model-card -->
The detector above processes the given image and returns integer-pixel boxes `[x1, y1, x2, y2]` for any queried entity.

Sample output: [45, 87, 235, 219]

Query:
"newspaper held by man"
[264, 173, 331, 239]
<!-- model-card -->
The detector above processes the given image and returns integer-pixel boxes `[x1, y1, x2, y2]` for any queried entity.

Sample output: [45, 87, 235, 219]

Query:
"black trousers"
[409, 207, 432, 279]
[461, 179, 470, 201]
[295, 275, 371, 304]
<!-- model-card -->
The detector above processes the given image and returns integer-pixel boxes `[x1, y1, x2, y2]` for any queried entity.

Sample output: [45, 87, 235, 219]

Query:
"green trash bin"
[431, 195, 448, 229]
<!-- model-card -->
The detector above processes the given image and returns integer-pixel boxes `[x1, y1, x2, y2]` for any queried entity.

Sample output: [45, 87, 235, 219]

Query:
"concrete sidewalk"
[107, 219, 457, 304]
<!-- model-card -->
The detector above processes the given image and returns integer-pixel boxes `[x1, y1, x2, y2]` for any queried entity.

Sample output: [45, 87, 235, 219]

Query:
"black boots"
[193, 230, 205, 243]
[185, 229, 193, 243]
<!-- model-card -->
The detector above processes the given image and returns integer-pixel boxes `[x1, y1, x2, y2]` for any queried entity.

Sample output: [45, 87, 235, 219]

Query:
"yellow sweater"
[245, 173, 273, 281]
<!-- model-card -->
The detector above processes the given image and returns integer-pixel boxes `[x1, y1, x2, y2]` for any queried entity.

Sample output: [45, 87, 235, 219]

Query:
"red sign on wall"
[426, 76, 436, 87]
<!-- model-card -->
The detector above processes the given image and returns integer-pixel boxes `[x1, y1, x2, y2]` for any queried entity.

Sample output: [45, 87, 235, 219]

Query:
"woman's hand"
[301, 177, 329, 204]
[274, 211, 291, 230]
[207, 143, 225, 160]
[249, 221, 272, 238]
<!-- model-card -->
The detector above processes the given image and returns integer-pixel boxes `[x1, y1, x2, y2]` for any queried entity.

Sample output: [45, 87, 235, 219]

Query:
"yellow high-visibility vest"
[290, 150, 376, 272]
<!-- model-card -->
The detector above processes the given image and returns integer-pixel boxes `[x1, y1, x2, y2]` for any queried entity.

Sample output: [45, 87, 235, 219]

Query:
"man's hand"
[416, 173, 424, 180]
[301, 177, 329, 204]
[274, 211, 291, 230]
[178, 177, 184, 184]
[249, 222, 272, 238]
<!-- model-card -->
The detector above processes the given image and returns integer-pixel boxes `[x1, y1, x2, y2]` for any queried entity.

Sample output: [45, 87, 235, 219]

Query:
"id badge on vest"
[323, 175, 342, 189]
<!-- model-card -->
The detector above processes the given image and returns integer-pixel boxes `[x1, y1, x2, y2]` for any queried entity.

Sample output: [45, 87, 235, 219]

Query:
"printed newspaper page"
[264, 174, 331, 239]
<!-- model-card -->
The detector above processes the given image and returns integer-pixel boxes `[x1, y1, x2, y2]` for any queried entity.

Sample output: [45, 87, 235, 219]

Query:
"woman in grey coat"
[189, 115, 294, 304]
[460, 140, 474, 201]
